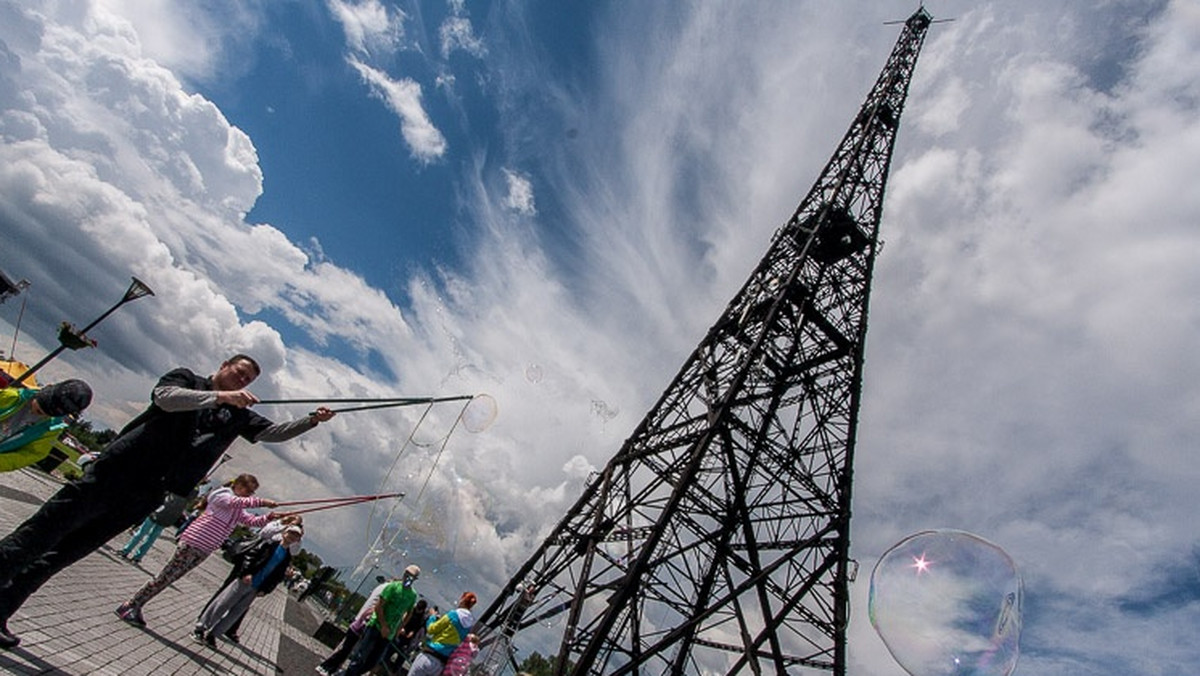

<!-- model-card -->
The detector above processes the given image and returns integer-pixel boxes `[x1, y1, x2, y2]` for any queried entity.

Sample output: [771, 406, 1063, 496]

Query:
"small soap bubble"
[869, 529, 1022, 676]
[590, 399, 619, 422]
[525, 364, 544, 383]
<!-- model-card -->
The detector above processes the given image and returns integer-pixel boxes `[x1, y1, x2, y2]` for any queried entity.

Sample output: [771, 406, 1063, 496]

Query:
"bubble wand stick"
[274, 492, 405, 517]
[256, 395, 475, 406]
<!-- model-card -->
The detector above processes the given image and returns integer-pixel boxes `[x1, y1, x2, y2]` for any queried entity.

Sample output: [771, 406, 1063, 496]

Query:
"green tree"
[518, 651, 574, 676]
[65, 418, 116, 452]
[291, 548, 324, 577]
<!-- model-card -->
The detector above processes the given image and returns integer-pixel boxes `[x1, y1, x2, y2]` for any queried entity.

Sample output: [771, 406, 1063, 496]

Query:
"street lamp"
[13, 276, 155, 386]
[204, 452, 234, 482]
[0, 268, 30, 305]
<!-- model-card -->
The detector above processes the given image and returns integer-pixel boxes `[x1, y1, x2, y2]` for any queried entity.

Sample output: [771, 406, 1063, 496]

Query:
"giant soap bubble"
[869, 530, 1022, 676]
[460, 394, 498, 433]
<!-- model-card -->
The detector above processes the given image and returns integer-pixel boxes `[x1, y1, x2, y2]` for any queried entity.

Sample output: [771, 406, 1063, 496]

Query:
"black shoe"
[224, 632, 239, 644]
[0, 622, 19, 650]
[203, 632, 217, 649]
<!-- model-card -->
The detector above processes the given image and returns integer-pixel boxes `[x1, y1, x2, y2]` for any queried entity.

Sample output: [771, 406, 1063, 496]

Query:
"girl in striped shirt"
[115, 474, 277, 626]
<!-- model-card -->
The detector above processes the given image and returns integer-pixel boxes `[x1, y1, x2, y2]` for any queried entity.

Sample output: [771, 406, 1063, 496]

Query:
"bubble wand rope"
[367, 402, 435, 546]
[412, 399, 470, 503]
[369, 397, 474, 553]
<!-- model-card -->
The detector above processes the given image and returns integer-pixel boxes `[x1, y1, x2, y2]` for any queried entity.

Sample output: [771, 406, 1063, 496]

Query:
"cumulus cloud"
[92, 0, 268, 83]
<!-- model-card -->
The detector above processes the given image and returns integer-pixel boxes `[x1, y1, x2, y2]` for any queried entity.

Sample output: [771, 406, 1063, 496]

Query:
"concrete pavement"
[0, 469, 332, 675]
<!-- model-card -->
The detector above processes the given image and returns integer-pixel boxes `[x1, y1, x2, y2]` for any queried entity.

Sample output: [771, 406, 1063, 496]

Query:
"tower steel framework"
[474, 9, 933, 675]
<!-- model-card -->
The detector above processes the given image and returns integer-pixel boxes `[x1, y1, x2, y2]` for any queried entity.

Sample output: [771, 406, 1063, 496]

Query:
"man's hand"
[309, 406, 335, 423]
[216, 389, 259, 408]
[241, 575, 252, 584]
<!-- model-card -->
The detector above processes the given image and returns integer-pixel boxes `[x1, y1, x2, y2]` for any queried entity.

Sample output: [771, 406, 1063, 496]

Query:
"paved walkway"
[0, 469, 332, 675]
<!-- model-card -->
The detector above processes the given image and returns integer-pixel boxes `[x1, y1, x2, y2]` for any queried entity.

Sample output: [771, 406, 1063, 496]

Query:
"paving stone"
[0, 469, 331, 675]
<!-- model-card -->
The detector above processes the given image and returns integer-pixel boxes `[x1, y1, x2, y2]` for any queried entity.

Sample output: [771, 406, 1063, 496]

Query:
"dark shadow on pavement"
[277, 596, 326, 673]
[0, 484, 45, 506]
[0, 646, 73, 674]
[284, 596, 322, 634]
[139, 626, 269, 673]
[277, 633, 323, 675]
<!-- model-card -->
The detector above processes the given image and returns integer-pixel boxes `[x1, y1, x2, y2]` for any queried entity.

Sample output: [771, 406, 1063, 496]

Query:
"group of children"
[317, 565, 482, 676]
[110, 472, 304, 648]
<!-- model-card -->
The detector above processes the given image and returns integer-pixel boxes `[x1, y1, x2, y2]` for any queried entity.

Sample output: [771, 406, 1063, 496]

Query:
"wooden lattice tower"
[474, 8, 934, 675]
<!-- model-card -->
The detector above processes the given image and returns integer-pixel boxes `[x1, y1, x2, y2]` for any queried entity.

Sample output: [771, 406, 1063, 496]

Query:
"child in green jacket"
[0, 380, 92, 472]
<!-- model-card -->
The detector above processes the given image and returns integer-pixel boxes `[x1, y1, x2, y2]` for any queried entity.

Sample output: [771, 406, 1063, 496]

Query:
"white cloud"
[3, 0, 1200, 673]
[501, 168, 535, 215]
[347, 57, 447, 162]
[434, 72, 457, 91]
[325, 0, 405, 56]
[93, 0, 267, 83]
[324, 0, 453, 168]
[439, 16, 485, 59]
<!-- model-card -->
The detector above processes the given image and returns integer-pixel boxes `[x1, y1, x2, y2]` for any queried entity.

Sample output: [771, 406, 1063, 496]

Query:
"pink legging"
[128, 543, 210, 608]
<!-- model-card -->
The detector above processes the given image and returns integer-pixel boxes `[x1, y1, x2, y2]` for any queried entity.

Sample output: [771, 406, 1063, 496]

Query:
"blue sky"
[2, 0, 1199, 674]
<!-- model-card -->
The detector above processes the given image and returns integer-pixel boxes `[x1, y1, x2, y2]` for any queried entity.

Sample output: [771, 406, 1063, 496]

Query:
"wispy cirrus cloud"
[347, 57, 448, 162]
[325, 0, 405, 56]
[439, 15, 485, 59]
[327, 0, 447, 161]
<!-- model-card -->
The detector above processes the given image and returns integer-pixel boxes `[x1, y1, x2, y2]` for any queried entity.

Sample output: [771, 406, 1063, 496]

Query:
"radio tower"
[475, 8, 933, 675]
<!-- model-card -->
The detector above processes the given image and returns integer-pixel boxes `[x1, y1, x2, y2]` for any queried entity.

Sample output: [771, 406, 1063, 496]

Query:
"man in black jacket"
[193, 525, 302, 648]
[0, 354, 334, 649]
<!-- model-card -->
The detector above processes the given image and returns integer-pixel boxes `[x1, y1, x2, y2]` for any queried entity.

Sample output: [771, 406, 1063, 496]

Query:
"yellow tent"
[0, 359, 37, 388]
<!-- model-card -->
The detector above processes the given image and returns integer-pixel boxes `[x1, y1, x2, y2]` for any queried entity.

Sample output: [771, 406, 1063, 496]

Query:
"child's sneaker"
[114, 602, 146, 627]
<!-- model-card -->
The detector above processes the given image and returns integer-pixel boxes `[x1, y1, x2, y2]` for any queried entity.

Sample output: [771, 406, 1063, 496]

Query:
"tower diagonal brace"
[473, 9, 933, 676]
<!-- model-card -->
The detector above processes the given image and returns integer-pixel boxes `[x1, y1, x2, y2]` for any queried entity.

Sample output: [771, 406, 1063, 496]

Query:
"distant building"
[33, 430, 92, 475]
